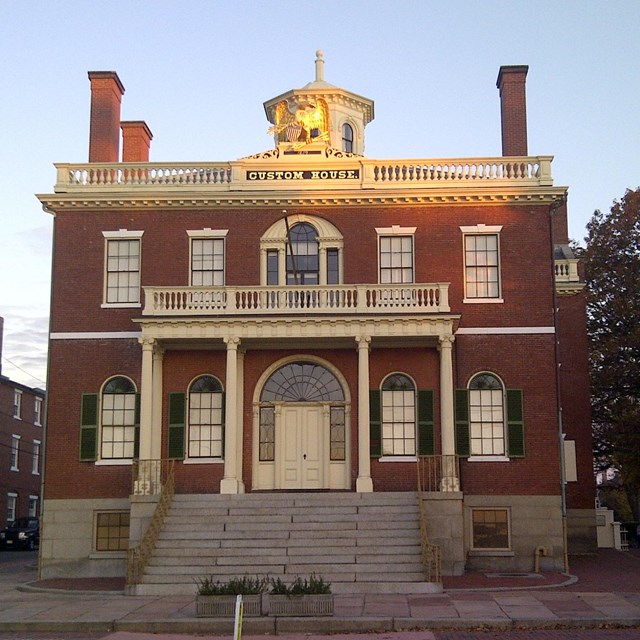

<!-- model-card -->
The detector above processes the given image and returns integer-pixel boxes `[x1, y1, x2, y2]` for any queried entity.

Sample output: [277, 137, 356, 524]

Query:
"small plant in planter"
[268, 574, 334, 616]
[196, 576, 267, 617]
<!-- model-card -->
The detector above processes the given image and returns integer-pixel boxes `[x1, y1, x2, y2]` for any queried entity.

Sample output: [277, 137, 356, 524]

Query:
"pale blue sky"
[1, 0, 638, 387]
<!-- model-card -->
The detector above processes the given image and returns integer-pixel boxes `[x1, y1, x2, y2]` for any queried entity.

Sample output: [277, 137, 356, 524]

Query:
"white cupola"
[263, 50, 374, 155]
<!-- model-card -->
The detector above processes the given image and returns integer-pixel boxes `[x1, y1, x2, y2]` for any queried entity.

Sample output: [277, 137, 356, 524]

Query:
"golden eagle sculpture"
[270, 97, 330, 147]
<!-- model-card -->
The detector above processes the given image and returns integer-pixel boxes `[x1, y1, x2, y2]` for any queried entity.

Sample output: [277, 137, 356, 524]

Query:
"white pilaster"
[236, 348, 246, 493]
[221, 336, 241, 494]
[151, 345, 164, 461]
[439, 334, 459, 492]
[138, 337, 155, 462]
[356, 335, 373, 493]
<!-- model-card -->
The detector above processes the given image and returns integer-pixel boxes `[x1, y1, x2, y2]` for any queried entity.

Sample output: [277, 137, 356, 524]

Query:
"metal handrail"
[126, 459, 175, 587]
[416, 456, 442, 583]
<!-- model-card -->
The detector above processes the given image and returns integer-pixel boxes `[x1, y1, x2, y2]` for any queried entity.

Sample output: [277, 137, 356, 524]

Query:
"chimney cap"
[88, 71, 125, 95]
[496, 65, 529, 89]
[121, 120, 154, 139]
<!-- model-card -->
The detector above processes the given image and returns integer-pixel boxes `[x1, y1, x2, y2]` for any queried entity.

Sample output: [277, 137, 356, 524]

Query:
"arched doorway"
[253, 360, 350, 490]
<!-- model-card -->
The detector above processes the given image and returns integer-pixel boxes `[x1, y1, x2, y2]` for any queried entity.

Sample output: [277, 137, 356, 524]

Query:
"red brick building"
[38, 54, 595, 589]
[0, 317, 44, 526]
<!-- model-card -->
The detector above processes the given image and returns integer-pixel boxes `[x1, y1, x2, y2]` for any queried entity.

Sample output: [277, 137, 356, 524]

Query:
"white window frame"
[376, 226, 416, 285]
[187, 229, 228, 287]
[467, 372, 508, 460]
[102, 230, 144, 308]
[461, 224, 503, 303]
[10, 435, 20, 471]
[260, 215, 343, 286]
[99, 376, 137, 462]
[186, 375, 225, 461]
[470, 507, 511, 551]
[380, 372, 417, 459]
[32, 440, 41, 475]
[13, 389, 22, 419]
[7, 493, 17, 523]
[28, 495, 38, 518]
[34, 397, 43, 426]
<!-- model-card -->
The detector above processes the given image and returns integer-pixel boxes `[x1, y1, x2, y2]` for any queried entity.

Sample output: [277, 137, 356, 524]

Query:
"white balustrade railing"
[143, 283, 450, 316]
[554, 259, 580, 282]
[53, 156, 553, 192]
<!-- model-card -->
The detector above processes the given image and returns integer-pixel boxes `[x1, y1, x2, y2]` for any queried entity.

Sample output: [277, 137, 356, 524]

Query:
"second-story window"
[13, 390, 22, 419]
[34, 397, 42, 426]
[287, 222, 319, 285]
[188, 229, 228, 286]
[461, 225, 503, 301]
[376, 226, 416, 284]
[103, 230, 144, 306]
[11, 435, 20, 471]
[32, 440, 41, 475]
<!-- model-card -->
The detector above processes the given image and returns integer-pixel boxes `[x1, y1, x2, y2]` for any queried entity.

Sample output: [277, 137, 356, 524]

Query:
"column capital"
[438, 334, 455, 350]
[224, 336, 241, 349]
[138, 337, 156, 350]
[355, 335, 371, 351]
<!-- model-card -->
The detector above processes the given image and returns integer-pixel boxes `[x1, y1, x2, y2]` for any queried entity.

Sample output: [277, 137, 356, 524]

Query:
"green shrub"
[196, 575, 267, 596]
[269, 574, 331, 595]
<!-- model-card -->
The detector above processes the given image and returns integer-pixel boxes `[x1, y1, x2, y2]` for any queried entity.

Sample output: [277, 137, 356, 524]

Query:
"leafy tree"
[583, 187, 640, 523]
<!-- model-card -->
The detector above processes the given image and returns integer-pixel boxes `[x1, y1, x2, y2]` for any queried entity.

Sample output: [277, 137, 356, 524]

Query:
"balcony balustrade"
[143, 283, 450, 316]
[53, 155, 554, 192]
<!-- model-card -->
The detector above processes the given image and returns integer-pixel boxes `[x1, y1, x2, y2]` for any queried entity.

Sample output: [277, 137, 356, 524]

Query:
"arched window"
[101, 376, 137, 460]
[342, 123, 354, 153]
[286, 223, 319, 285]
[469, 373, 505, 456]
[188, 375, 224, 458]
[381, 373, 416, 456]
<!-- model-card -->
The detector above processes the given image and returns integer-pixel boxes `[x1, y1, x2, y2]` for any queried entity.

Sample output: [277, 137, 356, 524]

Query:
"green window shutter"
[369, 389, 381, 457]
[455, 389, 470, 457]
[168, 392, 185, 460]
[133, 393, 141, 459]
[417, 390, 435, 455]
[506, 389, 525, 458]
[80, 393, 98, 462]
[220, 392, 225, 457]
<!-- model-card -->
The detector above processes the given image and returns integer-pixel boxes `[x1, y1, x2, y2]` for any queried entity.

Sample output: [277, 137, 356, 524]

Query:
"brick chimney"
[88, 71, 125, 162]
[121, 121, 153, 162]
[496, 65, 528, 156]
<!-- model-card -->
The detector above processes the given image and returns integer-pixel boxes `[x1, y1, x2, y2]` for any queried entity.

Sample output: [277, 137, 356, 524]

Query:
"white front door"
[279, 404, 326, 489]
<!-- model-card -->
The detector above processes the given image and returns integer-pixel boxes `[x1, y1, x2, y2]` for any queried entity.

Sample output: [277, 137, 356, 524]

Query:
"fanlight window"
[260, 362, 344, 403]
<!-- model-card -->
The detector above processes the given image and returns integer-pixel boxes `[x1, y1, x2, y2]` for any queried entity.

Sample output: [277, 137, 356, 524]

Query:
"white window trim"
[183, 458, 224, 465]
[32, 440, 41, 475]
[7, 493, 18, 522]
[95, 459, 134, 467]
[467, 455, 510, 462]
[34, 398, 42, 426]
[461, 224, 503, 303]
[102, 229, 144, 308]
[13, 390, 22, 420]
[187, 229, 228, 287]
[378, 455, 418, 463]
[376, 226, 417, 285]
[10, 435, 20, 471]
[28, 495, 38, 517]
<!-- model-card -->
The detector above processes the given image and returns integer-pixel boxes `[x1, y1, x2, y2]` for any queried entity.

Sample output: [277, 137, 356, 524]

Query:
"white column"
[138, 337, 155, 462]
[356, 335, 373, 493]
[221, 336, 240, 494]
[438, 334, 459, 492]
[151, 345, 164, 462]
[318, 245, 327, 285]
[236, 349, 245, 493]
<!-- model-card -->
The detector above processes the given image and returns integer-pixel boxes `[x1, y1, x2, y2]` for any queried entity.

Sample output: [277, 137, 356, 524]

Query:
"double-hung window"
[103, 230, 144, 306]
[188, 375, 224, 459]
[461, 225, 503, 302]
[100, 377, 138, 460]
[34, 397, 42, 426]
[13, 390, 22, 419]
[187, 229, 227, 286]
[10, 435, 20, 471]
[376, 226, 416, 284]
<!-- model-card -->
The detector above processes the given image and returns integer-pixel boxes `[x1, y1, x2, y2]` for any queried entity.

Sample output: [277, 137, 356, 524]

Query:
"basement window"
[95, 511, 130, 552]
[471, 508, 510, 550]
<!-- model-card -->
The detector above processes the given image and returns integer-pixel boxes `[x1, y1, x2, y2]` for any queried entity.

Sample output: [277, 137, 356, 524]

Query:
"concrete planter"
[267, 593, 334, 616]
[196, 594, 263, 617]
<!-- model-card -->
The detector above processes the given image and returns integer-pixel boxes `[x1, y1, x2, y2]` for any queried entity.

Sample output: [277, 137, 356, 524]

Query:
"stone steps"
[132, 491, 440, 595]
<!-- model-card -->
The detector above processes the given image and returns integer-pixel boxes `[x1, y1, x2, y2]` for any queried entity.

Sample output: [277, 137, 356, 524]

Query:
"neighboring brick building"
[0, 317, 45, 525]
[38, 53, 595, 586]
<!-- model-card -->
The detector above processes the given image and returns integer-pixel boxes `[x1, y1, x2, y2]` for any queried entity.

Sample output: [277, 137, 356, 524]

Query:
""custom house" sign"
[246, 169, 360, 181]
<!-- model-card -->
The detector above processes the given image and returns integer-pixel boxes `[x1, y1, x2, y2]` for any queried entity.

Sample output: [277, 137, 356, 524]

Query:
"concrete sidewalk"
[0, 549, 639, 634]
